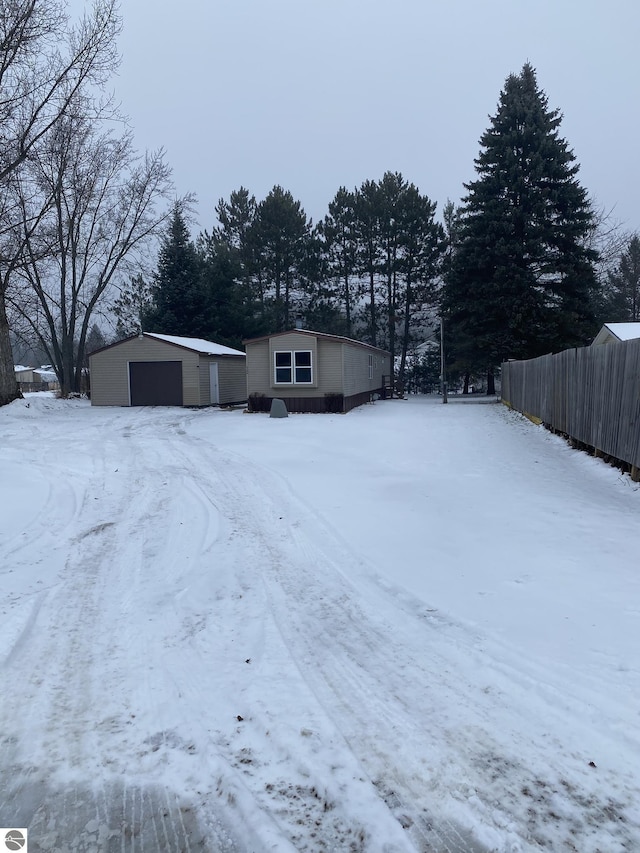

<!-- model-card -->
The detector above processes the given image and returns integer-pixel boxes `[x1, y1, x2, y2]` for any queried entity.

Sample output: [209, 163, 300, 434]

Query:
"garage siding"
[218, 357, 247, 404]
[198, 356, 247, 405]
[199, 358, 211, 404]
[89, 337, 199, 406]
[90, 349, 130, 406]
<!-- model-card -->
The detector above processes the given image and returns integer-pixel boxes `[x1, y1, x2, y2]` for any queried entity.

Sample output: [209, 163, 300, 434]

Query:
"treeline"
[119, 62, 640, 397]
[114, 173, 446, 391]
[2, 5, 639, 406]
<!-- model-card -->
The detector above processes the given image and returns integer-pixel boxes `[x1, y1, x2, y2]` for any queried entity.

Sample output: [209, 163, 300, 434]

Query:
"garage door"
[129, 361, 183, 406]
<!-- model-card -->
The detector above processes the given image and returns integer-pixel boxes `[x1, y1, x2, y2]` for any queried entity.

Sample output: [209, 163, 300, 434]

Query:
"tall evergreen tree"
[251, 186, 312, 331]
[146, 203, 207, 336]
[318, 187, 361, 337]
[395, 185, 444, 389]
[112, 274, 154, 339]
[354, 180, 383, 346]
[603, 234, 640, 322]
[444, 63, 598, 388]
[213, 187, 260, 309]
[377, 171, 406, 360]
[441, 200, 461, 277]
[196, 234, 258, 348]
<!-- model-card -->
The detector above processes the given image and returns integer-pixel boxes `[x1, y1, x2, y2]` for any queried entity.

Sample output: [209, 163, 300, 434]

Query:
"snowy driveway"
[0, 395, 638, 851]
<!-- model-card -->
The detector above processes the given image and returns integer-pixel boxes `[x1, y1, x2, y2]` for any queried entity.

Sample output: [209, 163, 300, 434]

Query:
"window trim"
[273, 349, 313, 385]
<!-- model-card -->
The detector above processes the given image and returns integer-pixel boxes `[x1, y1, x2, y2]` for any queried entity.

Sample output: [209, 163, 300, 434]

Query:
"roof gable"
[144, 333, 245, 356]
[592, 322, 640, 345]
[243, 328, 390, 356]
[89, 333, 245, 357]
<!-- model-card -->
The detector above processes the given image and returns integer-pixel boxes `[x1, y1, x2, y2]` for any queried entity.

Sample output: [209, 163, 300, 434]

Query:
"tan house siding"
[269, 333, 319, 392]
[343, 344, 366, 396]
[343, 342, 388, 396]
[244, 329, 390, 412]
[246, 339, 271, 397]
[317, 339, 343, 394]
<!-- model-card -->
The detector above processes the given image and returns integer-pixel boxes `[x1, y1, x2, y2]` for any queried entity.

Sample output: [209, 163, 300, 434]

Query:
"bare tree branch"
[6, 108, 174, 394]
[0, 0, 121, 405]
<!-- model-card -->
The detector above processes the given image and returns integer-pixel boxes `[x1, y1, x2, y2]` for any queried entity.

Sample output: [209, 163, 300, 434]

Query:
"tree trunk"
[0, 294, 21, 407]
[397, 277, 413, 395]
[368, 267, 377, 346]
[487, 369, 496, 395]
[343, 269, 351, 336]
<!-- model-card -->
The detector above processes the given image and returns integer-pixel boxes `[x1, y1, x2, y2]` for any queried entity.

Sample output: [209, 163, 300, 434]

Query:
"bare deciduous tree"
[0, 0, 120, 405]
[5, 109, 173, 395]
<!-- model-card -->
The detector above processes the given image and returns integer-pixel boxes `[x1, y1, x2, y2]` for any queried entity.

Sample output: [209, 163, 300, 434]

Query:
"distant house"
[15, 365, 37, 384]
[14, 365, 59, 392]
[592, 322, 640, 346]
[243, 328, 391, 413]
[89, 333, 247, 407]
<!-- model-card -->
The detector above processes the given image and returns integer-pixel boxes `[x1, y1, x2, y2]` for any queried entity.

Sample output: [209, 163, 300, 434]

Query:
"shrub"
[248, 393, 270, 413]
[324, 392, 344, 414]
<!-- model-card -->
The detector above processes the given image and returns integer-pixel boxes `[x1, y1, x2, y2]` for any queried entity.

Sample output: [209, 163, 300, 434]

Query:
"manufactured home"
[244, 329, 391, 413]
[89, 333, 246, 407]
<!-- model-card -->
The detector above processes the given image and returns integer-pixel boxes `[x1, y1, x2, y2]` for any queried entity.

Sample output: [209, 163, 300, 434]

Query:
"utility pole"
[440, 317, 447, 403]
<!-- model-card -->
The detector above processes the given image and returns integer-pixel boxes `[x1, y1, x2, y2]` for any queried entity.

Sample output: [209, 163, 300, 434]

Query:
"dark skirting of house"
[248, 388, 380, 414]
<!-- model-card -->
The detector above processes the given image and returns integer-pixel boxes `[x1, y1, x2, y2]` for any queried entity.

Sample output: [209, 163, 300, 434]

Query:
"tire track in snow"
[2, 402, 638, 851]
[156, 432, 417, 851]
[183, 431, 640, 853]
[257, 519, 499, 852]
[0, 408, 238, 849]
[276, 503, 640, 852]
[160, 436, 470, 851]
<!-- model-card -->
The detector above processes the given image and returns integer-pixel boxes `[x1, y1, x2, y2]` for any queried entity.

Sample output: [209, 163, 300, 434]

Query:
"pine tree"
[395, 184, 444, 390]
[603, 234, 640, 321]
[197, 234, 257, 348]
[213, 188, 259, 308]
[353, 180, 383, 347]
[251, 186, 312, 331]
[444, 63, 598, 386]
[146, 204, 207, 337]
[377, 171, 406, 360]
[112, 275, 154, 339]
[318, 187, 361, 337]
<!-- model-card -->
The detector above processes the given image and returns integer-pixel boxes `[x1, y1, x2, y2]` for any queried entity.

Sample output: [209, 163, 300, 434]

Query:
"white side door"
[209, 362, 220, 405]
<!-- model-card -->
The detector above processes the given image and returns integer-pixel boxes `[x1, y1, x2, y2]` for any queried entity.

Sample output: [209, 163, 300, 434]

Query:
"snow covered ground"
[0, 393, 638, 852]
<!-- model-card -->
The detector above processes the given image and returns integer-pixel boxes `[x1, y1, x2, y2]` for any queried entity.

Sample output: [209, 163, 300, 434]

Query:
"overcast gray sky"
[108, 0, 638, 233]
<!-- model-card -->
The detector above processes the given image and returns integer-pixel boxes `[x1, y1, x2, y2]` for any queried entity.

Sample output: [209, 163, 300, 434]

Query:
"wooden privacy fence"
[501, 338, 640, 476]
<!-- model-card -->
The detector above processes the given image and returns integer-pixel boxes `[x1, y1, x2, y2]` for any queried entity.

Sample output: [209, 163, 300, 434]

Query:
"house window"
[368, 354, 373, 379]
[274, 350, 313, 384]
[275, 351, 292, 383]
